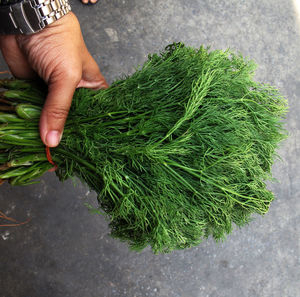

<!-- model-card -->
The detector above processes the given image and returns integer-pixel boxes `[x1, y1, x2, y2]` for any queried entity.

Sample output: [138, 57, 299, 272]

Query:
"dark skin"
[0, 12, 108, 147]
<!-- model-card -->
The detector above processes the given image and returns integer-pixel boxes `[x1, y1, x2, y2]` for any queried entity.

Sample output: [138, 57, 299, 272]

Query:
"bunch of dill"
[0, 43, 287, 253]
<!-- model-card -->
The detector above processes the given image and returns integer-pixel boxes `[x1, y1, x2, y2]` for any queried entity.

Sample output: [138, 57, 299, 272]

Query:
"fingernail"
[46, 130, 61, 147]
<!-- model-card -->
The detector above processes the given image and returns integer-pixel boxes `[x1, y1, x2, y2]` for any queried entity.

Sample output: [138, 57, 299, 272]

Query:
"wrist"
[0, 0, 71, 35]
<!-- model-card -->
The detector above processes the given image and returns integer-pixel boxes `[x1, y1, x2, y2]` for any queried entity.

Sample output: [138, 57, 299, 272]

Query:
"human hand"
[0, 12, 108, 147]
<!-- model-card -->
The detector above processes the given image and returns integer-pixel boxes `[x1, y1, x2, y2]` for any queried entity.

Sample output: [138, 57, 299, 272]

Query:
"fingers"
[0, 35, 36, 79]
[40, 58, 107, 147]
[77, 52, 109, 89]
[40, 56, 108, 148]
[40, 75, 79, 147]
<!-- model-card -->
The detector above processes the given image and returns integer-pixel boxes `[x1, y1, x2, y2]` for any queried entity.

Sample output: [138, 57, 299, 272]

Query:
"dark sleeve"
[0, 0, 22, 4]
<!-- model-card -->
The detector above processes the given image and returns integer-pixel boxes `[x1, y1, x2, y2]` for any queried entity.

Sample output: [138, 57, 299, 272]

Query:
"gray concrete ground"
[0, 1, 299, 296]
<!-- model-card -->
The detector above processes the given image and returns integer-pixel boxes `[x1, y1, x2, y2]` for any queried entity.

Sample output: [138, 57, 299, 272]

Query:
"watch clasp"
[11, 0, 44, 34]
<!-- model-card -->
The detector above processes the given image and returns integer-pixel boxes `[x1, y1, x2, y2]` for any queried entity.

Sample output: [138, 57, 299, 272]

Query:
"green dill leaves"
[0, 43, 288, 253]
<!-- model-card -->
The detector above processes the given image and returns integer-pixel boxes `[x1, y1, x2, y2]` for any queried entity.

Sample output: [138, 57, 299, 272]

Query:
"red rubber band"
[0, 70, 11, 75]
[45, 146, 58, 170]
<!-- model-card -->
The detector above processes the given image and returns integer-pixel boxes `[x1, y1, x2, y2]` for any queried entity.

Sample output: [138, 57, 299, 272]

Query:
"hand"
[0, 12, 108, 147]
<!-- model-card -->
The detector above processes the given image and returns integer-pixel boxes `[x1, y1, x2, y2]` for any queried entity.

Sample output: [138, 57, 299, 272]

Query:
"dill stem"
[54, 148, 97, 173]
[65, 111, 129, 126]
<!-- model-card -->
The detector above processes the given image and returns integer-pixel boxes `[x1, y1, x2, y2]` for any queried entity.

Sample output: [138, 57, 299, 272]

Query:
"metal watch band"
[0, 0, 71, 35]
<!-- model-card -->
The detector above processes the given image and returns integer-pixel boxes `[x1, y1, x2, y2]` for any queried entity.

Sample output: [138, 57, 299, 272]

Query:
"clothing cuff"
[0, 0, 22, 5]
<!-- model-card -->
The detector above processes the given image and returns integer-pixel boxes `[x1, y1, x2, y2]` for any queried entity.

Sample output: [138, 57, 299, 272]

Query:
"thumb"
[40, 78, 77, 147]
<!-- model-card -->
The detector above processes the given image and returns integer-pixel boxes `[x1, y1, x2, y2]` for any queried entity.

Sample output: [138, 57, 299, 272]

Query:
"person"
[81, 0, 98, 4]
[0, 1, 108, 147]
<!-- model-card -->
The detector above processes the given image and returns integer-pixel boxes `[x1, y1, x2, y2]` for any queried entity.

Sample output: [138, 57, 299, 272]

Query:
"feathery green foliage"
[0, 43, 287, 253]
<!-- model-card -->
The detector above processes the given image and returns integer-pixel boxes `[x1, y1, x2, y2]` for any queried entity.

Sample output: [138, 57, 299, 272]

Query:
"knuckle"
[45, 107, 69, 121]
[63, 68, 81, 84]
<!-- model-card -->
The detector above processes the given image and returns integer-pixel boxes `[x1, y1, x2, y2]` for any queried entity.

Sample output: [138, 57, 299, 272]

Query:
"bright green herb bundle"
[0, 43, 287, 253]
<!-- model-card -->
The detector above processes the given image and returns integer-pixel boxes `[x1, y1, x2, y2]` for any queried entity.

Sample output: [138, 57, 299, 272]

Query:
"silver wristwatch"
[0, 0, 71, 35]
